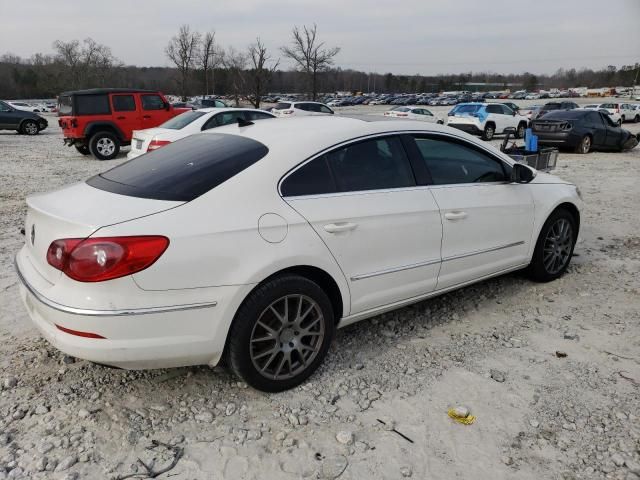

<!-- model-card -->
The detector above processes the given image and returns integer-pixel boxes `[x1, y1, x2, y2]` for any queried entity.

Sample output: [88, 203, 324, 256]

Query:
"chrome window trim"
[14, 256, 217, 317]
[278, 129, 514, 198]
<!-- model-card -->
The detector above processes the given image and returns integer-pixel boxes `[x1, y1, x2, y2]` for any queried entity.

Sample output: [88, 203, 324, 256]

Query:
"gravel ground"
[0, 101, 639, 480]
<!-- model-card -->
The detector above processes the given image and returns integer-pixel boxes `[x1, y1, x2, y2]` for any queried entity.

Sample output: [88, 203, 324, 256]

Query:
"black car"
[0, 100, 48, 135]
[537, 101, 579, 118]
[531, 110, 639, 154]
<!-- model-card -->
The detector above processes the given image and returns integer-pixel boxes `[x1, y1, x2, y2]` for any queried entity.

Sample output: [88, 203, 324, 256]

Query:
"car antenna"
[237, 118, 254, 127]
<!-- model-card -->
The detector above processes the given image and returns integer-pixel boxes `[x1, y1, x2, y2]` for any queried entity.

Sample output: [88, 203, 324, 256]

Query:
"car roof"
[59, 88, 159, 96]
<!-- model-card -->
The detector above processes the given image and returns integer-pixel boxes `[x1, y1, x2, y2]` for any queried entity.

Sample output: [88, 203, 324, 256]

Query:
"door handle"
[444, 211, 467, 221]
[116, 116, 125, 120]
[143, 115, 151, 119]
[323, 222, 357, 233]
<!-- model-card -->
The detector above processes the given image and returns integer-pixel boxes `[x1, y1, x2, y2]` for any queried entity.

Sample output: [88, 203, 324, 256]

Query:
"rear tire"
[482, 123, 495, 141]
[227, 274, 335, 392]
[634, 115, 640, 123]
[88, 131, 120, 160]
[20, 120, 39, 135]
[515, 122, 526, 139]
[74, 144, 90, 155]
[575, 135, 591, 154]
[527, 208, 577, 282]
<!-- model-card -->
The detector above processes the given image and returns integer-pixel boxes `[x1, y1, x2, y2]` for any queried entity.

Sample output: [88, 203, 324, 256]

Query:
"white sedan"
[7, 101, 41, 112]
[271, 101, 334, 117]
[384, 106, 443, 124]
[127, 107, 275, 159]
[16, 116, 582, 391]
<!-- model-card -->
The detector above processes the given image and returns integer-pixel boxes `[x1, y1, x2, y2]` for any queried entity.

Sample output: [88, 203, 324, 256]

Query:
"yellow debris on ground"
[447, 408, 476, 425]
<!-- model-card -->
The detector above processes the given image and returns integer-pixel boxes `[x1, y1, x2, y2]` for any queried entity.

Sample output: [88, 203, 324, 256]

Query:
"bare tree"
[198, 31, 221, 97]
[52, 39, 82, 88]
[222, 47, 247, 106]
[247, 38, 279, 108]
[165, 25, 201, 100]
[281, 24, 340, 100]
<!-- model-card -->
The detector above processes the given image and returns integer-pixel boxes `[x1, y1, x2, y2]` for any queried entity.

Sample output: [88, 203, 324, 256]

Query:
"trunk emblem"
[30, 224, 36, 245]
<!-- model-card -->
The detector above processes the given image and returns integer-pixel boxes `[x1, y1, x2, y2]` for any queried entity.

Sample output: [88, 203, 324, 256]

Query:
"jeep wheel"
[75, 144, 90, 155]
[482, 123, 495, 141]
[20, 120, 39, 135]
[89, 132, 120, 160]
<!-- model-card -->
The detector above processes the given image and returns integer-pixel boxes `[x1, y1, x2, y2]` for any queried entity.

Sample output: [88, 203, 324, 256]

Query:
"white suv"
[271, 101, 334, 117]
[447, 103, 529, 140]
[598, 102, 638, 123]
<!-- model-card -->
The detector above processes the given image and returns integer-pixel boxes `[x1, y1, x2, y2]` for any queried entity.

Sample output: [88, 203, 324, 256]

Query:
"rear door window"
[319, 105, 333, 114]
[486, 105, 502, 114]
[58, 95, 72, 115]
[87, 134, 269, 201]
[214, 111, 246, 127]
[112, 95, 136, 112]
[245, 111, 274, 121]
[75, 94, 110, 115]
[141, 94, 165, 110]
[274, 103, 292, 110]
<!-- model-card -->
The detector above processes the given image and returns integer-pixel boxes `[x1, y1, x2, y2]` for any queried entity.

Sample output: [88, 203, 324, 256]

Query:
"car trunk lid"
[130, 128, 173, 155]
[24, 182, 183, 284]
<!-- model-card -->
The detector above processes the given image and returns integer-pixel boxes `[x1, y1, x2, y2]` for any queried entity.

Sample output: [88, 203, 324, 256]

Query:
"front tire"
[20, 120, 39, 135]
[482, 123, 495, 141]
[89, 131, 120, 160]
[575, 135, 591, 154]
[227, 275, 335, 392]
[634, 115, 639, 123]
[527, 209, 577, 282]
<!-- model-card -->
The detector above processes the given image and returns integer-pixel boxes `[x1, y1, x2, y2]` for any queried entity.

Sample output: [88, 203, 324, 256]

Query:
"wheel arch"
[553, 202, 580, 235]
[84, 122, 125, 142]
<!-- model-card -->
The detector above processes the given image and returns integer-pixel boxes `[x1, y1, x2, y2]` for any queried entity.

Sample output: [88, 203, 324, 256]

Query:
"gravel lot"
[1, 100, 639, 480]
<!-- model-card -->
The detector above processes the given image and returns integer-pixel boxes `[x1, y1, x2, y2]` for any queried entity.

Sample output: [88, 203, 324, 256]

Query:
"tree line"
[0, 24, 638, 105]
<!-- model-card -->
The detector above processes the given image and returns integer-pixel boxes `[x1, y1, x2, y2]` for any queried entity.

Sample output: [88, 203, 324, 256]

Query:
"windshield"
[87, 133, 269, 202]
[543, 103, 561, 110]
[159, 110, 206, 130]
[451, 104, 482, 115]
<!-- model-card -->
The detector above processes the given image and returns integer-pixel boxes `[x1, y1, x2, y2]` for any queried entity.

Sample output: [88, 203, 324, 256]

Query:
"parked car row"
[0, 100, 48, 134]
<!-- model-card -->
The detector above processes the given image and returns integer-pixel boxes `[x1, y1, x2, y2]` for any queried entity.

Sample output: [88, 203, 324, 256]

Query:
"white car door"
[281, 135, 443, 315]
[410, 134, 534, 290]
[486, 104, 510, 133]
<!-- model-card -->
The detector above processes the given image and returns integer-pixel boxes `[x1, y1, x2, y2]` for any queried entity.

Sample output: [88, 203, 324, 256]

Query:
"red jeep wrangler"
[57, 88, 190, 160]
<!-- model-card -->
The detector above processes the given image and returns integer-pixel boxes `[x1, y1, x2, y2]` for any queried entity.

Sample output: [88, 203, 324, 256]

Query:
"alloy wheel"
[542, 218, 573, 275]
[24, 122, 38, 134]
[96, 138, 116, 156]
[250, 294, 325, 380]
[581, 136, 591, 154]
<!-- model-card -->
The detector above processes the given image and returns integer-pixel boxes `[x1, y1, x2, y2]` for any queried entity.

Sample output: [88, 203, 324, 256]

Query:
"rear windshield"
[274, 103, 292, 110]
[543, 103, 561, 110]
[87, 134, 269, 201]
[538, 111, 587, 120]
[159, 110, 206, 130]
[58, 96, 72, 116]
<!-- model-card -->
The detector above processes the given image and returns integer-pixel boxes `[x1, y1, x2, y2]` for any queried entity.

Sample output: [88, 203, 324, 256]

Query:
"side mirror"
[511, 163, 535, 183]
[164, 102, 171, 111]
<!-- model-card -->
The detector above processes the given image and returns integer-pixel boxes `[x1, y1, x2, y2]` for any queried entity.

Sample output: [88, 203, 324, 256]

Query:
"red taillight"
[147, 140, 171, 151]
[55, 324, 106, 339]
[47, 236, 169, 282]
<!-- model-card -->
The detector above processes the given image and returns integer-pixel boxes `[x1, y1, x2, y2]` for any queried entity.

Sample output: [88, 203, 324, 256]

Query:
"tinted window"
[281, 156, 337, 196]
[295, 103, 310, 111]
[112, 95, 136, 112]
[486, 105, 502, 114]
[160, 110, 206, 129]
[0, 101, 11, 112]
[245, 111, 273, 121]
[141, 94, 165, 110]
[214, 111, 246, 127]
[586, 112, 604, 126]
[326, 136, 415, 192]
[413, 137, 506, 185]
[319, 105, 333, 114]
[76, 94, 110, 115]
[87, 134, 269, 201]
[544, 103, 561, 110]
[501, 105, 514, 114]
[275, 103, 292, 110]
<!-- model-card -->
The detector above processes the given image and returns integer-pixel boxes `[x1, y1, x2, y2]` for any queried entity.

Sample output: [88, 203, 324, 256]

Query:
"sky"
[1, 0, 639, 76]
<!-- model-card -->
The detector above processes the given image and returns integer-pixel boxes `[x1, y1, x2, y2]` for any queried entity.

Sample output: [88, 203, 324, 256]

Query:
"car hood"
[528, 171, 573, 185]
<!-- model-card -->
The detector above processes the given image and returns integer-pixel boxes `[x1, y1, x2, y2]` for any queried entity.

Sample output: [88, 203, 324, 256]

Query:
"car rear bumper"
[15, 251, 250, 369]
[534, 132, 573, 146]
